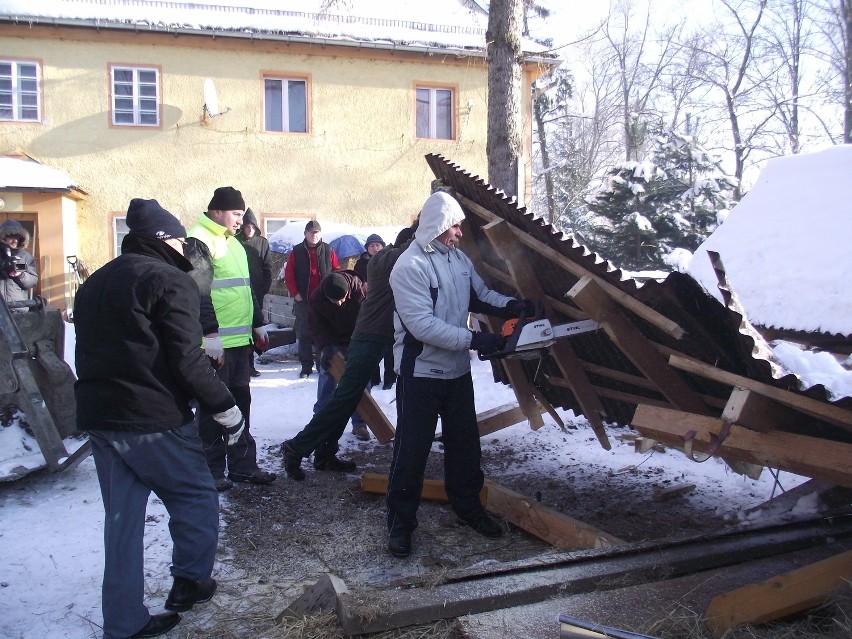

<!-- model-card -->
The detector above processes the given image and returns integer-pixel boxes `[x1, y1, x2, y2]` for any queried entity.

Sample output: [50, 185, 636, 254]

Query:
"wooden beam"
[457, 193, 685, 339]
[632, 404, 852, 488]
[328, 352, 395, 444]
[723, 388, 794, 433]
[482, 479, 624, 549]
[543, 294, 590, 321]
[361, 473, 480, 503]
[569, 277, 710, 415]
[669, 355, 852, 431]
[704, 550, 852, 638]
[480, 218, 609, 448]
[477, 403, 541, 436]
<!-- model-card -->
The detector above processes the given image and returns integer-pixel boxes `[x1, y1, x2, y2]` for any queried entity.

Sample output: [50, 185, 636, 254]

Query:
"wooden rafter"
[569, 277, 711, 415]
[480, 219, 610, 448]
[669, 355, 852, 432]
[456, 193, 686, 339]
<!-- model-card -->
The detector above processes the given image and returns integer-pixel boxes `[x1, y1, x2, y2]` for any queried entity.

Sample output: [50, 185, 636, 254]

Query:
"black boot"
[165, 576, 217, 612]
[129, 612, 181, 638]
[313, 455, 356, 472]
[282, 440, 305, 480]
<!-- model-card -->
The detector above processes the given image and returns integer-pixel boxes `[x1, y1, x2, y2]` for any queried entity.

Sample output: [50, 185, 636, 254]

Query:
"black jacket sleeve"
[184, 237, 219, 336]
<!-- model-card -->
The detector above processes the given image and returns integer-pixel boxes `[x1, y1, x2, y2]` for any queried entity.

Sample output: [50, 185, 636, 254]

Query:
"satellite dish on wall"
[201, 78, 230, 124]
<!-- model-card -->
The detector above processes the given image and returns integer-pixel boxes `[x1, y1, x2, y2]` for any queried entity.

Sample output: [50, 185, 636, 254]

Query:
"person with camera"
[0, 219, 38, 310]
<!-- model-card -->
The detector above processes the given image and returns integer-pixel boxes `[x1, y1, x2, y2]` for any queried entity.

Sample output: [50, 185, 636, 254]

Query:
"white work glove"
[212, 405, 245, 446]
[253, 326, 269, 351]
[204, 334, 225, 367]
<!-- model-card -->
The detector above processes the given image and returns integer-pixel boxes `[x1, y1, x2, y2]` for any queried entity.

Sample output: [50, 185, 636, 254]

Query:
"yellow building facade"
[0, 5, 553, 309]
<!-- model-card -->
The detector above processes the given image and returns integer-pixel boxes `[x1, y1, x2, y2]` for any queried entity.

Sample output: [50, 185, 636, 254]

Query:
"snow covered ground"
[0, 335, 822, 639]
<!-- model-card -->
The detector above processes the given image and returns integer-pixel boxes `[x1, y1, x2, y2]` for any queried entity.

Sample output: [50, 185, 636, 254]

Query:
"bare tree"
[486, 0, 524, 198]
[813, 0, 852, 142]
[691, 0, 770, 199]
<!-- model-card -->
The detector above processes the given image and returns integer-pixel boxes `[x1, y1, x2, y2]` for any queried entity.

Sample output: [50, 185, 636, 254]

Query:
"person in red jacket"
[284, 220, 339, 378]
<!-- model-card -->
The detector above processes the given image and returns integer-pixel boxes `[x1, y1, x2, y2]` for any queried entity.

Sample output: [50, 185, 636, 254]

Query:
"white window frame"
[0, 59, 41, 122]
[113, 216, 128, 257]
[263, 217, 304, 237]
[263, 76, 308, 133]
[415, 85, 454, 140]
[110, 65, 160, 127]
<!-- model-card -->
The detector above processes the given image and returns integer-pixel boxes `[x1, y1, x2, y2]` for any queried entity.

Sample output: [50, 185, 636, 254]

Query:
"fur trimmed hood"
[0, 219, 30, 249]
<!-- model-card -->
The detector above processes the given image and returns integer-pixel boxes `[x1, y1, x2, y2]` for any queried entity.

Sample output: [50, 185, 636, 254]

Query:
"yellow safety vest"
[188, 215, 253, 349]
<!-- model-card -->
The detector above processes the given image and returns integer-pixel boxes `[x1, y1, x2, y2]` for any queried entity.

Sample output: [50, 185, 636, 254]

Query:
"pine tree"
[583, 129, 737, 271]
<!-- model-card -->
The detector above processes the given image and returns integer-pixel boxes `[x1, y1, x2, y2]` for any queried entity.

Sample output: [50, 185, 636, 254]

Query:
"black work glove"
[469, 331, 505, 356]
[504, 298, 535, 318]
[320, 346, 335, 370]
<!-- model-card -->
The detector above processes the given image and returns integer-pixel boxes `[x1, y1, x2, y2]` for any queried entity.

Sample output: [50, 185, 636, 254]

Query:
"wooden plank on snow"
[482, 479, 624, 549]
[669, 355, 852, 431]
[568, 277, 710, 415]
[703, 549, 852, 638]
[328, 352, 395, 444]
[632, 404, 852, 489]
[456, 193, 685, 339]
[477, 403, 542, 436]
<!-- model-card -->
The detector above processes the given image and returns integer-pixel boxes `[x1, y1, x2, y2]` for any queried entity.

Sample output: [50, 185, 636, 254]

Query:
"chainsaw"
[479, 307, 601, 361]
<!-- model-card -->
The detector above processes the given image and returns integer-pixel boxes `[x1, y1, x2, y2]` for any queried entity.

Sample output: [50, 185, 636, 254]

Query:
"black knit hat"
[365, 233, 385, 248]
[322, 272, 348, 302]
[305, 220, 321, 232]
[208, 186, 246, 212]
[126, 198, 187, 240]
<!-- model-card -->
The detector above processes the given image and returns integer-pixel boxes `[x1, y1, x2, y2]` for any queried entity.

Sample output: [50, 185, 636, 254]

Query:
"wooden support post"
[568, 276, 710, 415]
[724, 388, 799, 433]
[632, 404, 852, 488]
[704, 550, 852, 638]
[327, 352, 395, 444]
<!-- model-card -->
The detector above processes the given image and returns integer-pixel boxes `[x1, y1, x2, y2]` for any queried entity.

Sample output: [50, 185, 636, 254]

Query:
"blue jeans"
[89, 422, 218, 639]
[313, 345, 365, 431]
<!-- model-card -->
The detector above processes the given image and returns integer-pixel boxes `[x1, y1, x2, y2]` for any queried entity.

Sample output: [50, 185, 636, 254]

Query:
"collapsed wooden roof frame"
[424, 154, 852, 489]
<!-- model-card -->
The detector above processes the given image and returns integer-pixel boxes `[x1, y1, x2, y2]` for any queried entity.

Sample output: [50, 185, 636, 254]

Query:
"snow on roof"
[0, 157, 79, 191]
[0, 0, 552, 57]
[687, 145, 852, 337]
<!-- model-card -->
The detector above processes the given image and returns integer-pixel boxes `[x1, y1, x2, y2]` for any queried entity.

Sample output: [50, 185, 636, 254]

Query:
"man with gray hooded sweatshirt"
[386, 190, 530, 558]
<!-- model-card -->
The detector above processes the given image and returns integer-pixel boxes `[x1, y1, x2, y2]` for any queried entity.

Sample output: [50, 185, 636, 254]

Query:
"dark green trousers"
[289, 332, 392, 460]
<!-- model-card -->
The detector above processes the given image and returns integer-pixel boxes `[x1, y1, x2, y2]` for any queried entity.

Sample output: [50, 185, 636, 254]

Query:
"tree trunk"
[487, 0, 524, 199]
[843, 0, 852, 143]
[532, 95, 555, 222]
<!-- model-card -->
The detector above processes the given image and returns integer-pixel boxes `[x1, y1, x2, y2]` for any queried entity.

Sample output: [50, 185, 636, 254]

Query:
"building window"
[113, 217, 128, 256]
[416, 86, 454, 140]
[264, 217, 304, 237]
[111, 66, 160, 126]
[0, 60, 40, 122]
[264, 76, 307, 133]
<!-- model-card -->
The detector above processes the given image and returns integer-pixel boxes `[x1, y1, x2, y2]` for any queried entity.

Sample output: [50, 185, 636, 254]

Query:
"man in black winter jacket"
[75, 199, 246, 639]
[237, 208, 273, 376]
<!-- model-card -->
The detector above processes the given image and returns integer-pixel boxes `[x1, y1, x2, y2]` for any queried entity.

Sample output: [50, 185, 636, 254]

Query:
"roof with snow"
[0, 0, 556, 62]
[688, 145, 852, 338]
[0, 157, 82, 192]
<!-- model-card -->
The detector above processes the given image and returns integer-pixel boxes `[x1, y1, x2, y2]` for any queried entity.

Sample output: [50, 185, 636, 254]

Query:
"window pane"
[138, 70, 156, 83]
[20, 79, 37, 93]
[140, 112, 157, 125]
[21, 107, 38, 120]
[21, 93, 37, 107]
[0, 63, 10, 75]
[113, 69, 132, 82]
[0, 106, 12, 119]
[0, 78, 11, 91]
[139, 99, 157, 111]
[139, 84, 157, 97]
[0, 93, 10, 105]
[415, 88, 430, 138]
[114, 112, 134, 124]
[264, 79, 283, 132]
[18, 64, 37, 78]
[436, 89, 452, 139]
[115, 98, 134, 110]
[287, 80, 306, 132]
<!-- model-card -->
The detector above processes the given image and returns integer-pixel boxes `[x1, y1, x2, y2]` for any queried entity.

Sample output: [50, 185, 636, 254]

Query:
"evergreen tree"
[582, 129, 737, 271]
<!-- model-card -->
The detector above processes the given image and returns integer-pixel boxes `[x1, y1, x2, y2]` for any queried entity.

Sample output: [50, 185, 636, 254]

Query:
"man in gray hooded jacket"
[386, 190, 527, 558]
